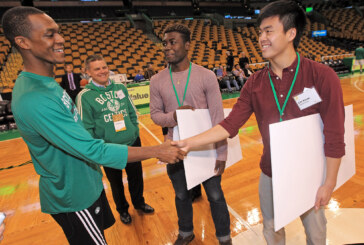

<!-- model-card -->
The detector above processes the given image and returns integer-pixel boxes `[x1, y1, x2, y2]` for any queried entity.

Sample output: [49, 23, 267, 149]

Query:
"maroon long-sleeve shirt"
[220, 56, 345, 177]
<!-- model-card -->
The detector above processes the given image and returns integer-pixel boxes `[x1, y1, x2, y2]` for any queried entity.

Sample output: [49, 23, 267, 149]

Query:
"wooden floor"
[0, 74, 363, 245]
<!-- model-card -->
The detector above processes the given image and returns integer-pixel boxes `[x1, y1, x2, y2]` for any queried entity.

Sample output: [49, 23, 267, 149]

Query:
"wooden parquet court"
[0, 74, 363, 245]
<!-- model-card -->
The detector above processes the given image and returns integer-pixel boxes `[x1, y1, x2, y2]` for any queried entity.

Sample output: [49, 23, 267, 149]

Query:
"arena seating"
[0, 52, 22, 91]
[0, 100, 16, 132]
[323, 8, 364, 42]
[54, 21, 165, 82]
[0, 5, 360, 94]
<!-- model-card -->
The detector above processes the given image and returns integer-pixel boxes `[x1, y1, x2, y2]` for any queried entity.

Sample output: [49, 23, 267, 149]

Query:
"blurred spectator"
[144, 63, 156, 80]
[232, 64, 247, 87]
[239, 52, 250, 68]
[80, 65, 90, 81]
[242, 63, 254, 78]
[226, 51, 234, 72]
[134, 69, 145, 82]
[354, 44, 364, 74]
[80, 65, 89, 87]
[216, 65, 240, 92]
[60, 64, 81, 103]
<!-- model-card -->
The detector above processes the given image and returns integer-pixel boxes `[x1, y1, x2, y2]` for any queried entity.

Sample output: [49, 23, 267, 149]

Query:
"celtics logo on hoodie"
[107, 99, 121, 112]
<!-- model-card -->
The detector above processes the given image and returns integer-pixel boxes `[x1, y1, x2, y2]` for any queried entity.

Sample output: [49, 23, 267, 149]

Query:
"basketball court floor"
[0, 73, 363, 244]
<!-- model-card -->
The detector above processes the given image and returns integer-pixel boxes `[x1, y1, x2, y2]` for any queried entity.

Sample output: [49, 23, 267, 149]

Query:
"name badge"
[116, 90, 125, 100]
[293, 87, 322, 110]
[112, 113, 126, 132]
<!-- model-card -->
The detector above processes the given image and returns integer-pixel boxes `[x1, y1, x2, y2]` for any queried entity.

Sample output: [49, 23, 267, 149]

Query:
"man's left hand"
[314, 184, 335, 210]
[214, 160, 226, 176]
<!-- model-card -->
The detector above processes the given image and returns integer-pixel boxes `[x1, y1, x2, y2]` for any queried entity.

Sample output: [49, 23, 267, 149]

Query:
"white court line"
[139, 121, 162, 144]
[354, 80, 364, 92]
[227, 205, 261, 237]
[139, 119, 257, 237]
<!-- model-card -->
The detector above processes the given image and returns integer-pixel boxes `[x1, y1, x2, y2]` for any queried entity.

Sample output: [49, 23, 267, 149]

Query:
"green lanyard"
[169, 62, 192, 107]
[93, 79, 117, 107]
[268, 52, 300, 122]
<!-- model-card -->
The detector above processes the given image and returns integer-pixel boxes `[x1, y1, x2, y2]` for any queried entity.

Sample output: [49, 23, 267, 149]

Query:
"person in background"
[238, 51, 250, 68]
[134, 69, 145, 82]
[60, 64, 81, 102]
[219, 65, 240, 92]
[354, 44, 364, 74]
[144, 63, 156, 80]
[242, 63, 254, 78]
[225, 50, 234, 72]
[80, 65, 89, 87]
[77, 54, 155, 225]
[232, 64, 247, 87]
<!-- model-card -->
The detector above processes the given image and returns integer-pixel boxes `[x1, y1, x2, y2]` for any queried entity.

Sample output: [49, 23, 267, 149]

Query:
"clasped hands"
[158, 139, 226, 176]
[157, 105, 195, 164]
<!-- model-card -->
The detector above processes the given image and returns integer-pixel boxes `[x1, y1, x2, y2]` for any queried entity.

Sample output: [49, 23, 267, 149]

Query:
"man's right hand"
[156, 140, 186, 163]
[171, 139, 190, 154]
[173, 105, 195, 122]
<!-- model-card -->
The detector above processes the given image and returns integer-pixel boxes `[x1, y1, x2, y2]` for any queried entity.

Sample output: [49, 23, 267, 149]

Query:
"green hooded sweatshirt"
[76, 81, 139, 145]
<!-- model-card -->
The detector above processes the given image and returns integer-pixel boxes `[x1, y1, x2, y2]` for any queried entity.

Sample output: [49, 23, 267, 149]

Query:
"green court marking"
[239, 125, 257, 134]
[354, 115, 363, 126]
[221, 92, 240, 100]
[0, 130, 21, 141]
[245, 126, 256, 133]
[0, 185, 16, 196]
[136, 104, 150, 115]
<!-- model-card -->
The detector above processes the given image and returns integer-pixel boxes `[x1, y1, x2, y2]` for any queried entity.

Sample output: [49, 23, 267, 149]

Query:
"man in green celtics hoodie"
[76, 54, 154, 225]
[2, 6, 184, 245]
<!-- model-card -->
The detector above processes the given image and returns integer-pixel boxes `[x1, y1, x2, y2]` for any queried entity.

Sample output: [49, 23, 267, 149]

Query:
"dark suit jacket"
[226, 55, 234, 72]
[239, 57, 250, 68]
[60, 72, 81, 102]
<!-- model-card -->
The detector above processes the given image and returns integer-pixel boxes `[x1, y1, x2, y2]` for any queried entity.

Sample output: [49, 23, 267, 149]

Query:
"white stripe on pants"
[75, 210, 107, 245]
[259, 172, 327, 245]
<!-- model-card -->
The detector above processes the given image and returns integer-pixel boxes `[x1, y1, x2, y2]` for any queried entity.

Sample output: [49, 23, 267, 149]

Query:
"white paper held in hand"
[269, 105, 355, 231]
[0, 212, 5, 225]
[176, 109, 243, 190]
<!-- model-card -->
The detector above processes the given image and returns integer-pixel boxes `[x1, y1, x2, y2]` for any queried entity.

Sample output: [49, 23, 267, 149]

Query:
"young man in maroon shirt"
[173, 1, 345, 244]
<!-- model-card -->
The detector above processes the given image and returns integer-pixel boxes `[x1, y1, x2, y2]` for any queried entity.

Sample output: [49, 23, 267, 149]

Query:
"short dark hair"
[164, 24, 191, 43]
[1, 6, 45, 48]
[85, 54, 105, 70]
[257, 0, 306, 49]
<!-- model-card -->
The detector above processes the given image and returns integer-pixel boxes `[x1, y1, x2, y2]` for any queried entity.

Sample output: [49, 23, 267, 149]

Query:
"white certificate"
[269, 105, 355, 231]
[176, 109, 243, 190]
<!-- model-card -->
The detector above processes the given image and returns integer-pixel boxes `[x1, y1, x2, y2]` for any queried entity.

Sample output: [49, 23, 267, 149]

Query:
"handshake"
[154, 139, 189, 164]
[154, 139, 226, 175]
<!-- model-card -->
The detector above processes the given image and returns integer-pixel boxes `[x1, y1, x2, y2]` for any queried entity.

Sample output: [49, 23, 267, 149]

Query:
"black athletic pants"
[103, 137, 145, 214]
[51, 190, 115, 245]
